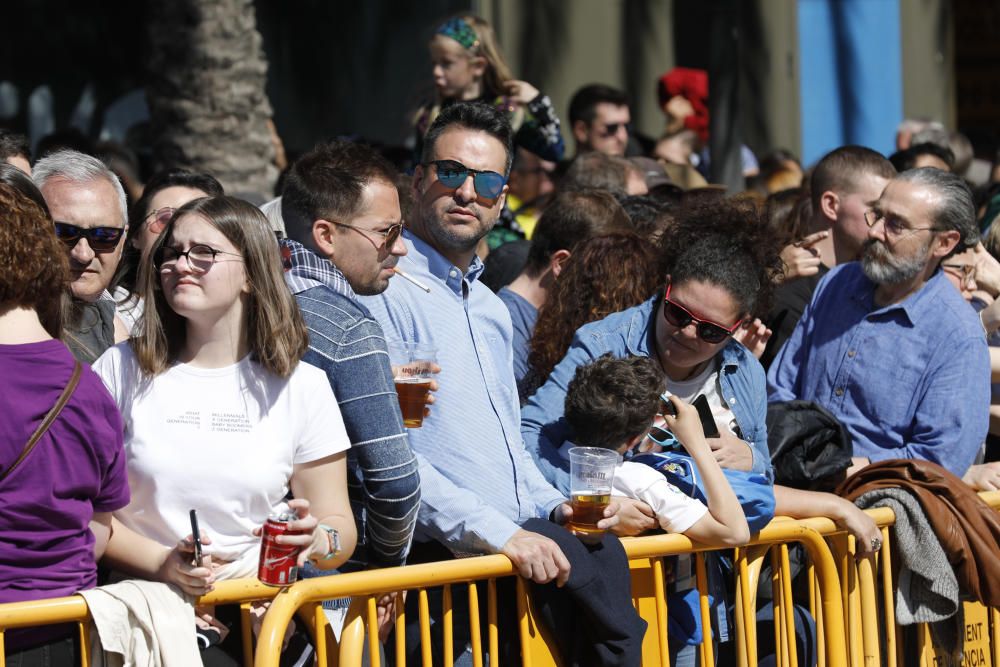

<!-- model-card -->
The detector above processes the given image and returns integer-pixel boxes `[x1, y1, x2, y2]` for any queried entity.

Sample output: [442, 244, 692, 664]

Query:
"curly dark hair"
[657, 196, 785, 319]
[524, 233, 660, 398]
[565, 354, 665, 448]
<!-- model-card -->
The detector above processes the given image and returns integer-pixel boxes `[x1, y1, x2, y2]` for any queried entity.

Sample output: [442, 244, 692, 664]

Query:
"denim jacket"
[521, 295, 773, 495]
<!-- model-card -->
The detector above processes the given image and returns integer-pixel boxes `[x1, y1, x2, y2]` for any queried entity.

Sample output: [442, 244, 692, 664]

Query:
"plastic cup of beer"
[389, 342, 437, 428]
[567, 446, 619, 542]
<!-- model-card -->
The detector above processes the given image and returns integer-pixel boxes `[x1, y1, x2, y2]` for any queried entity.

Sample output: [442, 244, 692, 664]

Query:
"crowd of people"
[3, 12, 1000, 667]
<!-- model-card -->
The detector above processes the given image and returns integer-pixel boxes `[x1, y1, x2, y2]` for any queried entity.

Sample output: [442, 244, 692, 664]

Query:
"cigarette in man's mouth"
[392, 267, 431, 293]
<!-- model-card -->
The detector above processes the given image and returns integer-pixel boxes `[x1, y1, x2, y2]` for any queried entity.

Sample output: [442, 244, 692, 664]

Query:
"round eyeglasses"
[863, 209, 940, 238]
[154, 243, 243, 273]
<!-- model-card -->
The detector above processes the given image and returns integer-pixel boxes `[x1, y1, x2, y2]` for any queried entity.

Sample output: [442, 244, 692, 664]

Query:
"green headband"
[437, 17, 479, 51]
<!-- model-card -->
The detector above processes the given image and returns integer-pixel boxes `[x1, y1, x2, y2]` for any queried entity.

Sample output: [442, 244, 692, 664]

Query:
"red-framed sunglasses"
[662, 283, 743, 344]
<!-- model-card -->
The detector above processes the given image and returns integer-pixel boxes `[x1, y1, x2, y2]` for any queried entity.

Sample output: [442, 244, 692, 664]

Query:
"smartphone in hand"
[189, 509, 203, 567]
[692, 394, 720, 438]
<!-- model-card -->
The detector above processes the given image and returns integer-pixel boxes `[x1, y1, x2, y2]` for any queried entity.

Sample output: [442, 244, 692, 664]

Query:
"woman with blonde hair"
[413, 14, 564, 164]
[94, 196, 356, 664]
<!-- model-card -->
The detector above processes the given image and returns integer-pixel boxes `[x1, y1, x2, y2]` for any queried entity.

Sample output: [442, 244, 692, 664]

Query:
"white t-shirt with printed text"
[666, 357, 739, 436]
[93, 343, 350, 570]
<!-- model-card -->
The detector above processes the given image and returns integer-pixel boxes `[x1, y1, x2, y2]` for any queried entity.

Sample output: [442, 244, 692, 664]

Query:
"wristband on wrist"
[310, 524, 342, 562]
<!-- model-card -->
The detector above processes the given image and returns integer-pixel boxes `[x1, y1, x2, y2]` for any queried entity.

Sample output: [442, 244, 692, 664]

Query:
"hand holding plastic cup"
[388, 342, 437, 428]
[567, 446, 619, 541]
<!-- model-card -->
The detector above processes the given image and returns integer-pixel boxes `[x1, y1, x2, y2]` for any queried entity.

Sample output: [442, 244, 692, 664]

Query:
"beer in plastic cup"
[388, 342, 437, 428]
[567, 446, 618, 541]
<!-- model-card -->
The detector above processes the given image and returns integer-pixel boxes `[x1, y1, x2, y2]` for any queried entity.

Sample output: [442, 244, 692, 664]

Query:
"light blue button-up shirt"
[768, 263, 990, 476]
[360, 231, 565, 554]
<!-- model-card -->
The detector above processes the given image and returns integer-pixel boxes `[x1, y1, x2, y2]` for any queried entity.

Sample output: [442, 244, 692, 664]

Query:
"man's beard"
[860, 237, 930, 285]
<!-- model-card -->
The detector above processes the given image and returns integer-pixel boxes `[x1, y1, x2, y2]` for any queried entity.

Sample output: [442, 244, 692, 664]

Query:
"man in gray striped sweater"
[280, 140, 420, 635]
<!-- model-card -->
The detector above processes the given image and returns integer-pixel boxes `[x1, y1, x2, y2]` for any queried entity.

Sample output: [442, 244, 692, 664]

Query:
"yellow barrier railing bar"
[992, 607, 1000, 667]
[735, 547, 752, 667]
[856, 549, 879, 667]
[487, 578, 498, 664]
[695, 553, 715, 667]
[515, 579, 532, 667]
[651, 556, 670, 666]
[0, 577, 281, 667]
[735, 544, 770, 667]
[312, 601, 330, 667]
[338, 597, 366, 667]
[468, 584, 482, 667]
[366, 594, 381, 666]
[442, 585, 452, 666]
[815, 567, 825, 667]
[515, 576, 561, 667]
[781, 544, 799, 667]
[848, 535, 864, 667]
[769, 548, 784, 667]
[417, 588, 431, 666]
[880, 525, 897, 667]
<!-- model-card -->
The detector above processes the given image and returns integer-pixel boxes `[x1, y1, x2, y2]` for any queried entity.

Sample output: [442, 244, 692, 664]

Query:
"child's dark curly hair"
[657, 196, 785, 319]
[564, 354, 665, 449]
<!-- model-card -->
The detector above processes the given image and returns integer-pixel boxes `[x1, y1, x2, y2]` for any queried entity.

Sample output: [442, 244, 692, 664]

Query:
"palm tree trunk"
[146, 0, 276, 198]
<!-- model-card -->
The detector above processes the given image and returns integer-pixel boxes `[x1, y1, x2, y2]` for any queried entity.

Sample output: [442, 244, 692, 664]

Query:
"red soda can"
[258, 512, 305, 586]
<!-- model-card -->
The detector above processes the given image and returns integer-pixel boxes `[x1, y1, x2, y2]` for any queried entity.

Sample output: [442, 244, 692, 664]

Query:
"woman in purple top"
[0, 179, 131, 662]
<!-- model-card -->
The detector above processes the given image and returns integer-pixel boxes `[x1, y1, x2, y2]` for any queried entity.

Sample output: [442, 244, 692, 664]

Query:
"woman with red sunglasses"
[523, 197, 782, 496]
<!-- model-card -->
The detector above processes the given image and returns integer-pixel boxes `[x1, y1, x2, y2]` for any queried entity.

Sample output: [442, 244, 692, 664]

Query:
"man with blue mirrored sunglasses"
[362, 102, 642, 665]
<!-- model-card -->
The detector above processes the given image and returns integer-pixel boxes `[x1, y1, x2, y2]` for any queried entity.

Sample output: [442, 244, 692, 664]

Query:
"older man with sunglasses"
[34, 149, 129, 363]
[768, 168, 990, 477]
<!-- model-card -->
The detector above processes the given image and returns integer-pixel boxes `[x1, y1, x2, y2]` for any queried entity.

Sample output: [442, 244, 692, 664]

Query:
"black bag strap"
[0, 359, 82, 483]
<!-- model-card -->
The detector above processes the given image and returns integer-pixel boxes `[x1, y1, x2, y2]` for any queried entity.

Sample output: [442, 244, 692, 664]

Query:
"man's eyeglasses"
[427, 159, 507, 199]
[145, 207, 176, 235]
[54, 222, 125, 252]
[154, 243, 243, 273]
[863, 209, 939, 238]
[662, 283, 743, 344]
[330, 220, 403, 251]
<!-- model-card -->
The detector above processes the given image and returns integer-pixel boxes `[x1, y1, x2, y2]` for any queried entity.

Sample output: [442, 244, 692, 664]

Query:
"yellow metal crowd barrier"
[252, 519, 848, 667]
[2, 491, 998, 667]
[0, 577, 283, 667]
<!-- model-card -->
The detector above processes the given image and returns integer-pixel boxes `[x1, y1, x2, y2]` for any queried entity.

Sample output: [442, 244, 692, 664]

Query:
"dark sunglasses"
[662, 283, 743, 344]
[53, 222, 125, 251]
[647, 424, 680, 449]
[600, 122, 629, 137]
[427, 159, 507, 199]
[145, 206, 176, 234]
